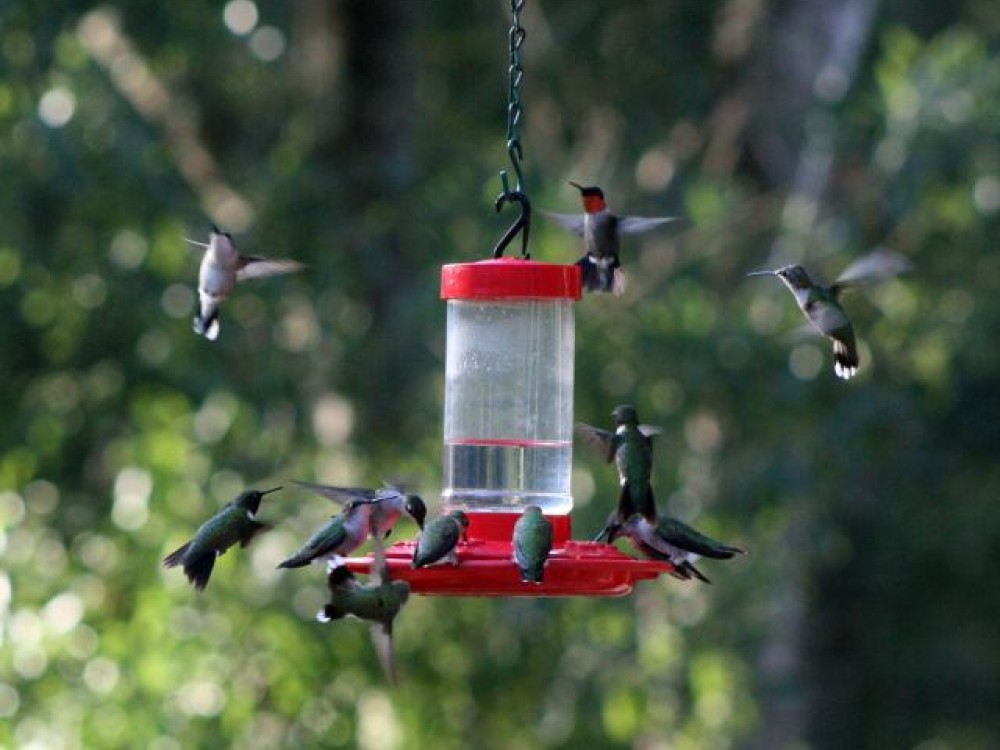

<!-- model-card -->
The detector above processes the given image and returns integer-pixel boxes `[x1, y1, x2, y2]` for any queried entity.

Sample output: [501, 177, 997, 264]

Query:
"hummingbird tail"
[276, 553, 311, 569]
[162, 542, 191, 568]
[183, 552, 216, 591]
[682, 561, 712, 584]
[576, 256, 618, 293]
[832, 339, 859, 380]
[518, 565, 545, 584]
[192, 312, 220, 341]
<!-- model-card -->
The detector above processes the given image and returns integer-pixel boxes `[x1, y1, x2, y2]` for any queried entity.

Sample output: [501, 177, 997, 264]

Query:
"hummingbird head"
[210, 225, 233, 239]
[449, 510, 471, 529]
[235, 486, 282, 514]
[569, 181, 607, 214]
[405, 495, 427, 530]
[611, 404, 639, 427]
[774, 264, 813, 290]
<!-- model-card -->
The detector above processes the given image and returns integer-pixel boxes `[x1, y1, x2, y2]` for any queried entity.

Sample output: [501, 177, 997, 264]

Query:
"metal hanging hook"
[492, 0, 531, 259]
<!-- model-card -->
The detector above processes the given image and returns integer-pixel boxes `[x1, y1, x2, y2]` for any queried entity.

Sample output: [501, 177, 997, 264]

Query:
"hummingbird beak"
[746, 270, 775, 278]
[182, 236, 209, 248]
[260, 486, 283, 496]
[568, 181, 584, 192]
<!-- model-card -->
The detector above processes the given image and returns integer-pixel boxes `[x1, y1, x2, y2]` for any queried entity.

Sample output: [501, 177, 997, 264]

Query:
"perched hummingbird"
[186, 226, 303, 341]
[319, 532, 410, 685]
[276, 498, 374, 569]
[512, 505, 554, 584]
[747, 248, 913, 379]
[163, 486, 281, 590]
[576, 404, 662, 541]
[544, 182, 677, 294]
[608, 514, 745, 584]
[291, 481, 427, 539]
[411, 510, 469, 569]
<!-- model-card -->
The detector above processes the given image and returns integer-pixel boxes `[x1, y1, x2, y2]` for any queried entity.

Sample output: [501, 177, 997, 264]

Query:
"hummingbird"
[276, 498, 374, 569]
[186, 226, 304, 341]
[163, 486, 281, 591]
[319, 530, 410, 685]
[747, 248, 913, 379]
[607, 514, 745, 584]
[411, 510, 469, 569]
[576, 404, 662, 541]
[544, 182, 677, 294]
[291, 481, 427, 539]
[512, 505, 553, 584]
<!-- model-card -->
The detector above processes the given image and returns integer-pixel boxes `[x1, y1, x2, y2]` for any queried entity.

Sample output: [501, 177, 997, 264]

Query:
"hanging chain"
[505, 0, 526, 191]
[493, 0, 532, 259]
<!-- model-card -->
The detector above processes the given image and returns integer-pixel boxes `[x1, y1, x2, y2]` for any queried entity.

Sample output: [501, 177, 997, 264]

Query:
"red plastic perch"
[343, 511, 674, 597]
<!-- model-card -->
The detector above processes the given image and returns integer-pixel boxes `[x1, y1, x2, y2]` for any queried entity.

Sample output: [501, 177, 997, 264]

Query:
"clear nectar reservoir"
[441, 258, 580, 515]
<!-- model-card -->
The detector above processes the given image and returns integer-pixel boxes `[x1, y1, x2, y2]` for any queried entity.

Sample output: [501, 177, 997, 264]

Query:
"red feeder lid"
[343, 512, 674, 597]
[441, 258, 582, 301]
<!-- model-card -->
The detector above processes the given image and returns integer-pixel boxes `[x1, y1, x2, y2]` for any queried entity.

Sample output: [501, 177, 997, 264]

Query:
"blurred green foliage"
[2, 1, 1000, 748]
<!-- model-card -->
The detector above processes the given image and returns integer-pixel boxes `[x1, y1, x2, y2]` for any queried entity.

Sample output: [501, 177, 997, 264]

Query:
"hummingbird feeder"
[344, 0, 673, 595]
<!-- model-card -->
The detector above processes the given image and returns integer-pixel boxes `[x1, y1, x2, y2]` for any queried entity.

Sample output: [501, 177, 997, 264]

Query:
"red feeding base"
[343, 512, 674, 597]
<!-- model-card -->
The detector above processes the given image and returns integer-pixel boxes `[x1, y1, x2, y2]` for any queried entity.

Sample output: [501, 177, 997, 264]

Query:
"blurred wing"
[617, 216, 678, 235]
[833, 248, 913, 290]
[236, 257, 304, 281]
[575, 423, 616, 462]
[809, 301, 852, 336]
[369, 622, 398, 686]
[293, 480, 380, 506]
[542, 211, 586, 236]
[638, 425, 663, 439]
[368, 520, 388, 586]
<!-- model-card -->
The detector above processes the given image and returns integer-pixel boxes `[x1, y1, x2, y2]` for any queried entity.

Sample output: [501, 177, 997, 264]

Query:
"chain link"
[493, 0, 531, 259]
[506, 0, 526, 190]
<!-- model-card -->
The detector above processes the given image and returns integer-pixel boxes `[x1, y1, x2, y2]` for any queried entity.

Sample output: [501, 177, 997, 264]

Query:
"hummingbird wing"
[293, 480, 382, 506]
[638, 425, 663, 439]
[658, 517, 745, 559]
[369, 620, 398, 686]
[236, 257, 305, 281]
[368, 518, 389, 586]
[541, 210, 586, 236]
[616, 216, 678, 235]
[832, 248, 913, 291]
[574, 423, 617, 462]
[805, 299, 852, 337]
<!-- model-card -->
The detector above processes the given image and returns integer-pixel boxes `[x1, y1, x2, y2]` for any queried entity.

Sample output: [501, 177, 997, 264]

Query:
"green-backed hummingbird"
[319, 531, 409, 685]
[512, 505, 553, 584]
[186, 227, 303, 341]
[411, 510, 469, 569]
[291, 481, 427, 539]
[163, 486, 281, 590]
[608, 514, 745, 584]
[576, 404, 663, 540]
[276, 498, 374, 569]
[544, 183, 677, 294]
[747, 248, 913, 379]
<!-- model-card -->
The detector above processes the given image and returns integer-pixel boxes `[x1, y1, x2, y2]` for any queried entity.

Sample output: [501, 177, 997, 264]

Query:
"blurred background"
[2, 0, 999, 748]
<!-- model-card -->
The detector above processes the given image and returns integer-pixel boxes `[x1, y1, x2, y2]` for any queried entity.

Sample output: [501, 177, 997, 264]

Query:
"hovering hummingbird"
[512, 505, 554, 584]
[544, 182, 677, 294]
[186, 226, 303, 341]
[319, 530, 410, 685]
[411, 510, 469, 569]
[608, 514, 745, 584]
[276, 498, 374, 569]
[576, 404, 662, 541]
[291, 481, 427, 539]
[747, 248, 913, 379]
[163, 486, 281, 590]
